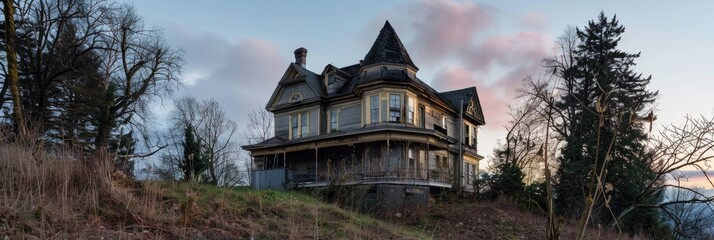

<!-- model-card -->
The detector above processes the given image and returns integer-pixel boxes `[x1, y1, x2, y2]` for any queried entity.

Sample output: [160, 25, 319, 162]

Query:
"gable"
[468, 91, 485, 125]
[266, 63, 321, 109]
[275, 82, 318, 106]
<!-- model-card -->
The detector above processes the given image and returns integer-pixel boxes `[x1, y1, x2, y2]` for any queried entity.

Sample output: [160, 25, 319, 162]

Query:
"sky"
[127, 0, 714, 186]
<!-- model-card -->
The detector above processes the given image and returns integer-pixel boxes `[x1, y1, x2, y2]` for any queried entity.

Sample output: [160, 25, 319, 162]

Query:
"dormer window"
[327, 81, 335, 94]
[289, 93, 303, 103]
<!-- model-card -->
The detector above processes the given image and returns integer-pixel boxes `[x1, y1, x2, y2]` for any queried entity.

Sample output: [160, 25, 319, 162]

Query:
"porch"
[251, 140, 455, 189]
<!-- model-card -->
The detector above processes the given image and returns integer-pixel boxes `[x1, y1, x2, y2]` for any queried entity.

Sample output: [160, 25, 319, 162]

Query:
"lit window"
[389, 94, 401, 122]
[330, 110, 338, 132]
[370, 95, 379, 123]
[406, 97, 415, 124]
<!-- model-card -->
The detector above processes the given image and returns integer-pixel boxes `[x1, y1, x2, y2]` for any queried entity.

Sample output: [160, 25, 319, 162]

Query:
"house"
[242, 21, 485, 205]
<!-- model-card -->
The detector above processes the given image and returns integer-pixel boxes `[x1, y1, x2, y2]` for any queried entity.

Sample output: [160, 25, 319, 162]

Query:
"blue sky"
[127, 1, 714, 181]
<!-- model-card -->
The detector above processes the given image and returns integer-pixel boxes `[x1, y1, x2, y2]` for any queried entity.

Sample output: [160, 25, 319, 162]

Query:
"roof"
[439, 87, 486, 125]
[267, 20, 485, 125]
[362, 21, 418, 70]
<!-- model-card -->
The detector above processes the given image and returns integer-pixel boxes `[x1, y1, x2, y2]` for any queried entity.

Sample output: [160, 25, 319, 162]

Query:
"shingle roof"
[362, 21, 418, 70]
[439, 87, 486, 125]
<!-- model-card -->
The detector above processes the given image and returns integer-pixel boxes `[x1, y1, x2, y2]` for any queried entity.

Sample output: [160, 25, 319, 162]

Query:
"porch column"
[426, 140, 431, 181]
[315, 148, 319, 181]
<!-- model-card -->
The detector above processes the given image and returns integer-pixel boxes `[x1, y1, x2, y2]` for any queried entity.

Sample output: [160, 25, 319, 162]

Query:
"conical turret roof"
[362, 21, 418, 70]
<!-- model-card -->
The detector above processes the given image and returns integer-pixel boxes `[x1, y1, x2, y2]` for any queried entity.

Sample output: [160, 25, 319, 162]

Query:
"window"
[289, 93, 302, 103]
[464, 125, 470, 145]
[301, 113, 308, 137]
[290, 112, 309, 139]
[330, 110, 338, 132]
[442, 116, 447, 129]
[370, 95, 379, 123]
[406, 97, 415, 124]
[471, 126, 477, 147]
[291, 115, 298, 138]
[389, 94, 401, 122]
[419, 105, 425, 128]
[327, 81, 335, 94]
[408, 149, 416, 172]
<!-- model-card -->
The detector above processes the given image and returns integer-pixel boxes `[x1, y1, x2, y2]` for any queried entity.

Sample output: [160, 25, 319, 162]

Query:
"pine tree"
[179, 124, 208, 182]
[554, 12, 663, 235]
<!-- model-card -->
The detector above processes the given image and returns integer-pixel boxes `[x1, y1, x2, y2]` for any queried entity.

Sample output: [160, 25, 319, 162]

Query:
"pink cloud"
[375, 0, 552, 130]
[465, 31, 551, 72]
[433, 66, 511, 129]
[405, 0, 496, 62]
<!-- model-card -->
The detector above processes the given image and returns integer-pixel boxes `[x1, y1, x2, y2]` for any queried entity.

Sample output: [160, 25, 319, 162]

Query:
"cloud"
[185, 39, 287, 125]
[668, 170, 714, 189]
[405, 0, 496, 62]
[432, 66, 511, 128]
[158, 26, 287, 140]
[383, 0, 552, 129]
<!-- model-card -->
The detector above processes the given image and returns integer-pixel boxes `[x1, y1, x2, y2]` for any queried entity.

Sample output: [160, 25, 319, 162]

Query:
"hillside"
[0, 141, 631, 239]
[398, 198, 632, 240]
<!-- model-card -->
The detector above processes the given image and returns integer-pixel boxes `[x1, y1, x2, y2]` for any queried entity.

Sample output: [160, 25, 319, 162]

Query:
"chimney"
[294, 47, 307, 68]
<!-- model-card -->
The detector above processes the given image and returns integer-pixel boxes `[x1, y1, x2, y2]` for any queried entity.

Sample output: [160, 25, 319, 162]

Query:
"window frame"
[471, 126, 477, 147]
[406, 97, 415, 124]
[289, 93, 303, 103]
[389, 94, 401, 122]
[300, 113, 309, 137]
[289, 111, 309, 139]
[330, 109, 338, 132]
[370, 95, 379, 123]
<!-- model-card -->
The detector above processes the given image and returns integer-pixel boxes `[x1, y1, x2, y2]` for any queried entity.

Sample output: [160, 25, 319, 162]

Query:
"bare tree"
[94, 4, 183, 149]
[611, 114, 714, 225]
[662, 186, 714, 240]
[196, 99, 239, 186]
[244, 106, 273, 144]
[157, 96, 243, 186]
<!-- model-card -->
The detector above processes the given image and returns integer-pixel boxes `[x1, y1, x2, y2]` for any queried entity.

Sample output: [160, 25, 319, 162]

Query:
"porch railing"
[287, 168, 453, 187]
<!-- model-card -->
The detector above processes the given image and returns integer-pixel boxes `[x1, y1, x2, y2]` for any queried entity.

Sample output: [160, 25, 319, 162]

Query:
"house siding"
[277, 82, 317, 105]
[339, 104, 361, 130]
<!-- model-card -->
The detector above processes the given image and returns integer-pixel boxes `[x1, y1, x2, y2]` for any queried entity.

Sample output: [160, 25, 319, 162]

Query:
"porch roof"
[242, 123, 456, 153]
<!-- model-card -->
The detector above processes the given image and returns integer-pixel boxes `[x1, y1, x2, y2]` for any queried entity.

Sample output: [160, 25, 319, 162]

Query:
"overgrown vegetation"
[0, 136, 427, 239]
[1, 1, 711, 238]
[487, 12, 714, 239]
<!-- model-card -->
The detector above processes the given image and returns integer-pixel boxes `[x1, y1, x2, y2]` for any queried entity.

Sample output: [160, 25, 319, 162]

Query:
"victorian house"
[242, 21, 485, 200]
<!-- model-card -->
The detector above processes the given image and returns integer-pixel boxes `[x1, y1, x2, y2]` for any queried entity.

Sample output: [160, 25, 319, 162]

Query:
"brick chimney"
[294, 47, 307, 68]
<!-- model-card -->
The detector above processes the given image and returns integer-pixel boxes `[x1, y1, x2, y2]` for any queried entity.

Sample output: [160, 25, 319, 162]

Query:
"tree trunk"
[3, 0, 26, 136]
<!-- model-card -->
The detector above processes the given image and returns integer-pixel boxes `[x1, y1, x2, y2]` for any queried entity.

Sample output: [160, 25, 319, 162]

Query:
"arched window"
[289, 93, 303, 103]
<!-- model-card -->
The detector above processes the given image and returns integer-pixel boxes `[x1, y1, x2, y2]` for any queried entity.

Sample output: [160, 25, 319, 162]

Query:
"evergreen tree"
[179, 124, 208, 182]
[553, 12, 662, 235]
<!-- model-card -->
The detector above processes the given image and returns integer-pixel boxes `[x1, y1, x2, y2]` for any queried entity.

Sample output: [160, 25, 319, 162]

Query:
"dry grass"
[397, 197, 640, 240]
[0, 135, 426, 239]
